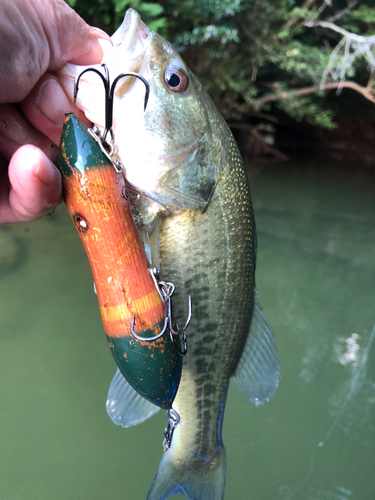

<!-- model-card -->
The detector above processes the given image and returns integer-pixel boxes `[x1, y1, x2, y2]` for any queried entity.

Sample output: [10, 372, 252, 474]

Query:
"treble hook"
[130, 275, 191, 356]
[160, 282, 191, 356]
[74, 63, 150, 149]
[130, 315, 168, 343]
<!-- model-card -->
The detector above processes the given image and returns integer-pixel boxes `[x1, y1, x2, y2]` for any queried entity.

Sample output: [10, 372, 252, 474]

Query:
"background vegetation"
[66, 0, 375, 156]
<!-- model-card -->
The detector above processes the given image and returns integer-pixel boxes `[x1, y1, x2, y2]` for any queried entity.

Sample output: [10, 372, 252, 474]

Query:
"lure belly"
[57, 113, 182, 410]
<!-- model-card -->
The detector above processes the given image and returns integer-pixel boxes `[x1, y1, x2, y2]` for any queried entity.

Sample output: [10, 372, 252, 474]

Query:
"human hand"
[0, 0, 110, 224]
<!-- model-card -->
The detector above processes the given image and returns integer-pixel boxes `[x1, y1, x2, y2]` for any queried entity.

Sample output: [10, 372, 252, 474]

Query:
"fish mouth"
[112, 8, 151, 52]
[110, 9, 152, 97]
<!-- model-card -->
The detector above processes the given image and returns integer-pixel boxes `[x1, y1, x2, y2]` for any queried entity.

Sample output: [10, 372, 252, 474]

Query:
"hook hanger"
[163, 408, 180, 450]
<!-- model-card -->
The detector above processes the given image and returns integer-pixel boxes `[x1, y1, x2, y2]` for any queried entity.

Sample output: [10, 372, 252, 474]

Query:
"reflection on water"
[0, 158, 374, 499]
[321, 327, 375, 446]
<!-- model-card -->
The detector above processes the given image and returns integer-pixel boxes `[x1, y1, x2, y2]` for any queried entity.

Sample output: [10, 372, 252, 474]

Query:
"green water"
[0, 159, 374, 500]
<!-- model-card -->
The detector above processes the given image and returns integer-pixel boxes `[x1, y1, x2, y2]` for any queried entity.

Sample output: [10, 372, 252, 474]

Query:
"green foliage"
[164, 0, 375, 127]
[66, 0, 166, 34]
[173, 25, 239, 49]
[66, 0, 375, 129]
[342, 5, 375, 34]
[276, 92, 337, 129]
[115, 0, 166, 32]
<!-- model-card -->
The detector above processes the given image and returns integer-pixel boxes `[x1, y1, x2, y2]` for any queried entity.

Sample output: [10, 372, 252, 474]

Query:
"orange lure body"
[57, 114, 182, 409]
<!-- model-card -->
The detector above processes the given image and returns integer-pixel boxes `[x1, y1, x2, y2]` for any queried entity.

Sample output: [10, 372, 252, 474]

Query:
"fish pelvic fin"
[146, 445, 226, 500]
[234, 291, 280, 407]
[106, 369, 160, 427]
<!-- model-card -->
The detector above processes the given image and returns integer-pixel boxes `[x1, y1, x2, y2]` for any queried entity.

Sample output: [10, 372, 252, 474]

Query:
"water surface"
[0, 158, 374, 499]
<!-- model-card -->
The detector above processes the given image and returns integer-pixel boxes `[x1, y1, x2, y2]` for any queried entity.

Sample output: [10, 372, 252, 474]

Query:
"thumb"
[0, 0, 111, 103]
[40, 0, 111, 70]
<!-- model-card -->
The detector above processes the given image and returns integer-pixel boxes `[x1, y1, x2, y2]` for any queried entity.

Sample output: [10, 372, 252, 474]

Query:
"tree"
[67, 0, 375, 130]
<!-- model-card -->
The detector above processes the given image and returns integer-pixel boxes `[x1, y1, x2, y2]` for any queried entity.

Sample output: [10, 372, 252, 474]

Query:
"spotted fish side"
[147, 134, 263, 500]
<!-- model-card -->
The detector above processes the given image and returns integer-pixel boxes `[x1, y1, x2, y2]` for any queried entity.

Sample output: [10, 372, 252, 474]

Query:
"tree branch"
[304, 20, 375, 88]
[305, 0, 358, 27]
[323, 0, 357, 24]
[368, 71, 375, 89]
[227, 123, 290, 161]
[311, 21, 372, 42]
[254, 81, 375, 108]
[281, 0, 319, 32]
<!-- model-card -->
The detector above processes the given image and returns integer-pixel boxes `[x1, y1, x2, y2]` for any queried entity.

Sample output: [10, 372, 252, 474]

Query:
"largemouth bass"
[59, 9, 279, 500]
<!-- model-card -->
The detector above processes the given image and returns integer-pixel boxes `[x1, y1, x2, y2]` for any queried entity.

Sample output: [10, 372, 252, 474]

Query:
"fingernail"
[89, 26, 112, 43]
[74, 35, 112, 65]
[34, 156, 59, 187]
[36, 78, 72, 128]
[28, 145, 60, 188]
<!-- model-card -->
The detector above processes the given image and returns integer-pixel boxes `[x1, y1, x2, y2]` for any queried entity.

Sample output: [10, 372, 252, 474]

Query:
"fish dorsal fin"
[106, 369, 160, 427]
[234, 292, 280, 407]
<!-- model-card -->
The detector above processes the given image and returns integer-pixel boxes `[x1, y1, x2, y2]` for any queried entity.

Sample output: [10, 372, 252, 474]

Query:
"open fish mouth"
[58, 9, 152, 124]
[110, 8, 151, 85]
[112, 8, 150, 51]
[104, 9, 154, 120]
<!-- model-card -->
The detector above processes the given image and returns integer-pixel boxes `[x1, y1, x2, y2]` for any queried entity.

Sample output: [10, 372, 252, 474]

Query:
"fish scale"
[157, 135, 255, 463]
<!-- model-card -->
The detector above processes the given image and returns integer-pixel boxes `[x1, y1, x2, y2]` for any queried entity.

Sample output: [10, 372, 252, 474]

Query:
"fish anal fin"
[234, 292, 280, 407]
[106, 369, 160, 427]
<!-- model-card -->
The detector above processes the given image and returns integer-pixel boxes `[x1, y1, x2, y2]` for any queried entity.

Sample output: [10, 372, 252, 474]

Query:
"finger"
[0, 145, 62, 224]
[21, 74, 91, 146]
[0, 0, 111, 103]
[0, 104, 58, 162]
[43, 1, 111, 70]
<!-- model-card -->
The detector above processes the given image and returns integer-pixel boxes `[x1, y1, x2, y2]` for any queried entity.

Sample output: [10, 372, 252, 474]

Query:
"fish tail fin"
[147, 445, 226, 500]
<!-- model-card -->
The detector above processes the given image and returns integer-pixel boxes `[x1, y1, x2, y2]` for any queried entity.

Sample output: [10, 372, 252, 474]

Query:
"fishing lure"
[57, 66, 191, 447]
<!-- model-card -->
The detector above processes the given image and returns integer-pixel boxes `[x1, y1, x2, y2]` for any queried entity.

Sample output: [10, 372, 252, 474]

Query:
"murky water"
[0, 158, 374, 499]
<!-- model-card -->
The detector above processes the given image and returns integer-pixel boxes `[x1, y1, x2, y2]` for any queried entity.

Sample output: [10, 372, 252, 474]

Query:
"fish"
[58, 8, 280, 500]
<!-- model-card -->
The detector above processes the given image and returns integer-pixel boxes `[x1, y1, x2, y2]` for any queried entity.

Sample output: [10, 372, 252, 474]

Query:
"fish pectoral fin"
[147, 445, 226, 500]
[106, 369, 160, 427]
[139, 216, 160, 269]
[233, 291, 280, 407]
[158, 138, 221, 212]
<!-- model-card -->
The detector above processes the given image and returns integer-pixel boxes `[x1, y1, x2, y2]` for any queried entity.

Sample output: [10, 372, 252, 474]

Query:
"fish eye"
[164, 66, 189, 92]
[73, 213, 89, 233]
